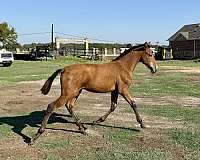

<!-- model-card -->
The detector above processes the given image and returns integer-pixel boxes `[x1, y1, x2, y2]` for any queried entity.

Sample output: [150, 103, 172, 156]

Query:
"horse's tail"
[41, 68, 64, 95]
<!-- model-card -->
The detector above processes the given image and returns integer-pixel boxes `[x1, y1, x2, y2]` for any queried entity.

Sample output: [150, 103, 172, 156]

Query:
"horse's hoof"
[140, 123, 146, 129]
[79, 129, 87, 135]
[83, 126, 87, 130]
[79, 126, 87, 131]
[92, 121, 97, 125]
[83, 131, 87, 135]
[28, 139, 34, 146]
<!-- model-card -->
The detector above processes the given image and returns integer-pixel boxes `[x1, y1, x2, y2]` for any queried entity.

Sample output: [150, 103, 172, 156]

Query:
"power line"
[55, 32, 118, 43]
[17, 32, 51, 36]
[89, 37, 120, 43]
[16, 31, 166, 45]
[55, 32, 125, 44]
[17, 31, 126, 44]
[54, 32, 86, 39]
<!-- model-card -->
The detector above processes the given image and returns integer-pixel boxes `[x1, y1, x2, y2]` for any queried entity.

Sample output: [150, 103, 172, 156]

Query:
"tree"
[0, 22, 17, 50]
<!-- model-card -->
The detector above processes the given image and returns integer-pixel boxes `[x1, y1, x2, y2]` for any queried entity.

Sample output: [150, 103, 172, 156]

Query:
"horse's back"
[62, 62, 120, 93]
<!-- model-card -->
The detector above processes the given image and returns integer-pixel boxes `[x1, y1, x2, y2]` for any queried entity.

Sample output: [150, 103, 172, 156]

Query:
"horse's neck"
[118, 51, 141, 72]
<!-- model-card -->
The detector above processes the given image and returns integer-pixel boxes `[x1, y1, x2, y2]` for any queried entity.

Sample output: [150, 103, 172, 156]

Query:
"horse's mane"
[112, 43, 146, 61]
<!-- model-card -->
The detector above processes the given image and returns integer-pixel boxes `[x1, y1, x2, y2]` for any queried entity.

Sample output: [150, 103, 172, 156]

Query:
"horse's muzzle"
[150, 66, 158, 73]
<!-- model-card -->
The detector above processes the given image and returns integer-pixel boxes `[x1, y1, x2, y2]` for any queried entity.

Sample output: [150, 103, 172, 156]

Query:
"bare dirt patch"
[0, 137, 43, 160]
[161, 66, 200, 73]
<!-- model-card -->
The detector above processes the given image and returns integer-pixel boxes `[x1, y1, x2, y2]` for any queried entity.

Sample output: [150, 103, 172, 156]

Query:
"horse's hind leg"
[65, 98, 87, 134]
[29, 96, 66, 145]
[93, 90, 118, 124]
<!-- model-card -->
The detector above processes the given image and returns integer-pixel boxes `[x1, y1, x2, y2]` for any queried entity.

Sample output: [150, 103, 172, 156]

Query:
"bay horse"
[29, 42, 158, 145]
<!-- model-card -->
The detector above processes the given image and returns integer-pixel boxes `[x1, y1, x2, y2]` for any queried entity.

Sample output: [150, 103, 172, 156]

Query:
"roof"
[168, 23, 200, 41]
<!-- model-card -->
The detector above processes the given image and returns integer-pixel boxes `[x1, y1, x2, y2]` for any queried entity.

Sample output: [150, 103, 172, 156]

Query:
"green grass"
[45, 155, 61, 160]
[140, 105, 200, 126]
[168, 128, 200, 160]
[0, 56, 90, 85]
[0, 59, 200, 160]
[75, 148, 167, 160]
[169, 129, 200, 151]
[131, 63, 200, 97]
[123, 103, 200, 159]
[103, 128, 139, 144]
[39, 137, 72, 150]
[0, 124, 12, 138]
[12, 154, 61, 160]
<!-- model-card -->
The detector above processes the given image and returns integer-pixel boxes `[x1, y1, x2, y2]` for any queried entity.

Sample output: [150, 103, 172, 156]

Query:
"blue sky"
[1, 0, 200, 44]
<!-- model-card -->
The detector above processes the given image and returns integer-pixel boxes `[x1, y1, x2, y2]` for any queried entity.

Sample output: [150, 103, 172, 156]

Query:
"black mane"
[112, 43, 145, 61]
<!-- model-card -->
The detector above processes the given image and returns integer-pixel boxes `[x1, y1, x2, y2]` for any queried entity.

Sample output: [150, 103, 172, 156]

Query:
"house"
[168, 23, 200, 59]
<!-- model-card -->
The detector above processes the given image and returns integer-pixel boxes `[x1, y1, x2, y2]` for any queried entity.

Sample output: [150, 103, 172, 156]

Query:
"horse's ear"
[144, 42, 148, 48]
[127, 43, 132, 48]
[148, 42, 151, 48]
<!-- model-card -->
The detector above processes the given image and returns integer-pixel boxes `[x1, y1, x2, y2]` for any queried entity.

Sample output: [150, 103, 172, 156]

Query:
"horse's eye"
[146, 52, 153, 57]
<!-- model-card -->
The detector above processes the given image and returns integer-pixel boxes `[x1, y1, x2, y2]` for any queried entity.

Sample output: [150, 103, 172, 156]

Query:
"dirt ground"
[1, 79, 199, 120]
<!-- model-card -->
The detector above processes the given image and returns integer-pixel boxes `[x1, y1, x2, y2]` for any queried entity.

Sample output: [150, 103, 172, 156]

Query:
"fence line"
[58, 48, 121, 60]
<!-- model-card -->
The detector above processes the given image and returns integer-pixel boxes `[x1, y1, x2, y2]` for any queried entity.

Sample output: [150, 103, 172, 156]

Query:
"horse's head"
[140, 42, 158, 73]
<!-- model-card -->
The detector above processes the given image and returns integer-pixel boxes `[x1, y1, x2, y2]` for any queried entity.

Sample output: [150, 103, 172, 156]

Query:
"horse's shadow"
[0, 111, 74, 143]
[0, 110, 140, 144]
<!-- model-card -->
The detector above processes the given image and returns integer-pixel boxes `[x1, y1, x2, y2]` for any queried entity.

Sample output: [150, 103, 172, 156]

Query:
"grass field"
[0, 57, 199, 160]
[0, 57, 89, 85]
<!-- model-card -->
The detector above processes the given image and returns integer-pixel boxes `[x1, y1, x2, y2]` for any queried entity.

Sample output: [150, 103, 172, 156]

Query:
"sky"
[1, 0, 200, 45]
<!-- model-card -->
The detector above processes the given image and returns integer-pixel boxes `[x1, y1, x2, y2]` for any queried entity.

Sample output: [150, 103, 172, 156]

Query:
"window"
[1, 53, 12, 58]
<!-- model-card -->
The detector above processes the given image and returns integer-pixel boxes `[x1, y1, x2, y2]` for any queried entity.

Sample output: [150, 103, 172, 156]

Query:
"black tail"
[41, 69, 63, 95]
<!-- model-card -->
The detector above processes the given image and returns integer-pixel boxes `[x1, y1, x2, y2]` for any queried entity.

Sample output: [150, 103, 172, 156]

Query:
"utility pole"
[51, 24, 54, 51]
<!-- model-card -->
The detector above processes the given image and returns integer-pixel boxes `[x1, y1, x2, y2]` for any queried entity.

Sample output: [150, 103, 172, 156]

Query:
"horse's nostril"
[150, 66, 157, 73]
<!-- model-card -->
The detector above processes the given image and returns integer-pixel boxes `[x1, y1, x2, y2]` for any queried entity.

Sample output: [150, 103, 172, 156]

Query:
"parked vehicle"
[30, 51, 55, 60]
[0, 49, 14, 66]
[30, 45, 55, 61]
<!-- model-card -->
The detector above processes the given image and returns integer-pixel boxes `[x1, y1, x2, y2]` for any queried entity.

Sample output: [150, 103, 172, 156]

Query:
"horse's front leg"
[93, 90, 118, 124]
[120, 90, 145, 128]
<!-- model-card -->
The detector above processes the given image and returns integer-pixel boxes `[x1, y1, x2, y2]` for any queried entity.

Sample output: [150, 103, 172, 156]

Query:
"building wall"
[169, 40, 200, 59]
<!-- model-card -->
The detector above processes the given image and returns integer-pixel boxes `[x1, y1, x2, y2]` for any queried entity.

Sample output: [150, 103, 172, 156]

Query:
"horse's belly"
[83, 80, 115, 93]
